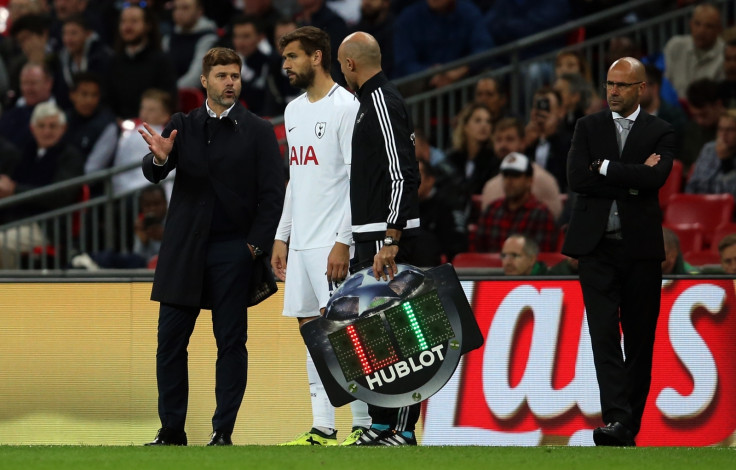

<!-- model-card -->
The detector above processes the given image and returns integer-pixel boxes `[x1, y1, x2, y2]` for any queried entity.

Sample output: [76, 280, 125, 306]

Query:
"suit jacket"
[562, 109, 674, 260]
[142, 102, 285, 307]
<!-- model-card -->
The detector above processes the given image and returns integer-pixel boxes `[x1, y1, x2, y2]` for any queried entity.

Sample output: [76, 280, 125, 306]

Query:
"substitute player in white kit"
[272, 26, 371, 446]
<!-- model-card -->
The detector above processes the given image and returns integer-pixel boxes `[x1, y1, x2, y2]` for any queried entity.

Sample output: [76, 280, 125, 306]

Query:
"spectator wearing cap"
[500, 233, 548, 276]
[475, 152, 558, 253]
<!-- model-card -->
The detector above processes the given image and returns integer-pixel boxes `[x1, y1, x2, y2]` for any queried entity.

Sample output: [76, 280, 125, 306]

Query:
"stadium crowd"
[0, 0, 735, 273]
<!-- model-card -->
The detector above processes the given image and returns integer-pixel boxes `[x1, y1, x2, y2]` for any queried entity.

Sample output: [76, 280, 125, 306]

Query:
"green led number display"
[328, 290, 455, 381]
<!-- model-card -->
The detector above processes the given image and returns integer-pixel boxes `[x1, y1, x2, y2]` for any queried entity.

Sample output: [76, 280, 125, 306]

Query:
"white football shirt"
[276, 83, 358, 250]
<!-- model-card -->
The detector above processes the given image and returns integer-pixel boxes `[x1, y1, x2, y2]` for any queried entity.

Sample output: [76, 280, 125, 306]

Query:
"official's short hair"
[202, 47, 242, 78]
[279, 26, 331, 73]
[31, 101, 66, 126]
[718, 233, 736, 255]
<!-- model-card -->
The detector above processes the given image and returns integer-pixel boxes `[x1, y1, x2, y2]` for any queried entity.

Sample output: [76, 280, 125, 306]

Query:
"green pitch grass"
[0, 445, 734, 470]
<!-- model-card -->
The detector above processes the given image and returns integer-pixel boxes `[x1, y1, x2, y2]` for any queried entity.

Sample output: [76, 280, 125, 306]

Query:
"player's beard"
[290, 67, 316, 90]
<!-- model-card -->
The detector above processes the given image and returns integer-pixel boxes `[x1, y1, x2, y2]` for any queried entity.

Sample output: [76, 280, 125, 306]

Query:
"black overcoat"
[142, 102, 284, 307]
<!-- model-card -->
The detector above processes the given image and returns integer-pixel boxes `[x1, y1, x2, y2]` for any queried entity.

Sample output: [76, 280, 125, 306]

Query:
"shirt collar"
[611, 105, 641, 122]
[205, 99, 236, 119]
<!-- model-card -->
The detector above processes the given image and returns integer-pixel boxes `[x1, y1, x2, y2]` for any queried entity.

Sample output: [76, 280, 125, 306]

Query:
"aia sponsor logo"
[289, 145, 319, 165]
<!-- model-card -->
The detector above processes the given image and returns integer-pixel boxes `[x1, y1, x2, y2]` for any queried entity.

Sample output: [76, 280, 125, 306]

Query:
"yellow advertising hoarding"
[0, 283, 374, 445]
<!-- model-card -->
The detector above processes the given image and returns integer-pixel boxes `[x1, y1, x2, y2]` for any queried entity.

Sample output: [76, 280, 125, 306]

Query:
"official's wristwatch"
[383, 236, 399, 247]
[591, 159, 604, 173]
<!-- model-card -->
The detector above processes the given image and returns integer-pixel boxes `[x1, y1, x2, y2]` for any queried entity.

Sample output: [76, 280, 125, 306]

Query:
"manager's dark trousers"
[354, 238, 423, 432]
[156, 238, 253, 434]
[577, 238, 661, 435]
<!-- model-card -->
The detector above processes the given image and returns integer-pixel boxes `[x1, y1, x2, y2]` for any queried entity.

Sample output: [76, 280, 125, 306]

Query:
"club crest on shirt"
[315, 122, 326, 138]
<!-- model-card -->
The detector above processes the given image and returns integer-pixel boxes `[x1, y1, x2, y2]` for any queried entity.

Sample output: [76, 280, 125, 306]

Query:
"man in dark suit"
[139, 47, 284, 446]
[562, 57, 674, 447]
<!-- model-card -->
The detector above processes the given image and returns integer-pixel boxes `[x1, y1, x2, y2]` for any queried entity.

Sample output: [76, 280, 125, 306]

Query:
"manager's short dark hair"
[202, 47, 242, 78]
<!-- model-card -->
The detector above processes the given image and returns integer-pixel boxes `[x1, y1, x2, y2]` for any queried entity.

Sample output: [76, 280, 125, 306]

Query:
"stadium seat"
[537, 252, 567, 267]
[659, 159, 682, 210]
[665, 223, 704, 254]
[664, 193, 734, 247]
[683, 250, 721, 267]
[452, 252, 502, 268]
[178, 87, 204, 113]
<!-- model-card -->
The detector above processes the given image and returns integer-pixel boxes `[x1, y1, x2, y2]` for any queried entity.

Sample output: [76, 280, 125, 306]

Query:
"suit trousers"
[578, 238, 661, 435]
[354, 238, 422, 432]
[156, 238, 253, 434]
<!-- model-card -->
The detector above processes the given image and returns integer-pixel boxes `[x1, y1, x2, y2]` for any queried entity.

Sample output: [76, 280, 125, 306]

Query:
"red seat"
[537, 252, 567, 266]
[664, 223, 704, 254]
[664, 193, 734, 247]
[178, 87, 204, 113]
[659, 159, 683, 210]
[452, 252, 502, 268]
[683, 250, 721, 266]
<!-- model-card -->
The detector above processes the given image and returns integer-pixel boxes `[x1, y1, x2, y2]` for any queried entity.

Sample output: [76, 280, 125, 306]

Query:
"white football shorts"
[282, 245, 344, 318]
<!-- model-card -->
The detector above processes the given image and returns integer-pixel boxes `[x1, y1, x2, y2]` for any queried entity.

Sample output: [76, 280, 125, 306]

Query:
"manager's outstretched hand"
[139, 122, 177, 164]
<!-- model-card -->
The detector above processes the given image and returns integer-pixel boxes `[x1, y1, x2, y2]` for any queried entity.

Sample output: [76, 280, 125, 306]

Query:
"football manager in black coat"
[139, 47, 284, 446]
[562, 57, 674, 447]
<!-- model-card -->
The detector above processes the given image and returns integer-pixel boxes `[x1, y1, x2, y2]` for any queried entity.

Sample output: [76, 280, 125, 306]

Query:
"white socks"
[306, 348, 371, 431]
